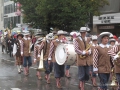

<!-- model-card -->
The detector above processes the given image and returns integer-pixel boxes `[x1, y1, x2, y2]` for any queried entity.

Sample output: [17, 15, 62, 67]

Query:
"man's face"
[18, 36, 22, 40]
[102, 36, 109, 44]
[25, 35, 29, 38]
[80, 32, 86, 36]
[59, 34, 65, 39]
[110, 41, 115, 46]
[92, 40, 97, 44]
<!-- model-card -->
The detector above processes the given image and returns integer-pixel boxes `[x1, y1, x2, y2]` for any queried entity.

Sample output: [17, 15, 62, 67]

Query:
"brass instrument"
[110, 68, 117, 87]
[114, 51, 120, 66]
[38, 49, 45, 71]
[29, 42, 31, 53]
[80, 44, 91, 59]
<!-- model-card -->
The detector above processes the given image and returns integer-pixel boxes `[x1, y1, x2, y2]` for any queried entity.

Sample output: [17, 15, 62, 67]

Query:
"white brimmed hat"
[35, 37, 43, 44]
[109, 39, 116, 43]
[109, 34, 113, 38]
[70, 31, 80, 36]
[46, 33, 54, 40]
[23, 32, 30, 35]
[22, 31, 30, 35]
[98, 32, 111, 43]
[57, 30, 68, 35]
[80, 27, 87, 32]
[91, 35, 98, 40]
[87, 27, 90, 31]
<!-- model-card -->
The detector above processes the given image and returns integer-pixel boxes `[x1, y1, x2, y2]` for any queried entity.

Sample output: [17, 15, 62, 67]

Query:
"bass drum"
[55, 44, 76, 65]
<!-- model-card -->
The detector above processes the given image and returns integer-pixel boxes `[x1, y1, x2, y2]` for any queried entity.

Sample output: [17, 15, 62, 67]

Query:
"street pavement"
[0, 45, 117, 90]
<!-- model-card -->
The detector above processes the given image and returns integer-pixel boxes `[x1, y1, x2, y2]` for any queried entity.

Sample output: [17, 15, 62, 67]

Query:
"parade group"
[1, 27, 120, 90]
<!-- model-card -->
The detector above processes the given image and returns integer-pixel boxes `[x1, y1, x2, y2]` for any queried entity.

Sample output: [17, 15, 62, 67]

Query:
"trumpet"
[38, 49, 45, 71]
[110, 68, 117, 86]
[79, 44, 91, 59]
[29, 42, 31, 53]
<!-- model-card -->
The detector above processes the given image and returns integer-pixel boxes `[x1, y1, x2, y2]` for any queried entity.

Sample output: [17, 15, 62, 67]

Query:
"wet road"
[0, 46, 116, 90]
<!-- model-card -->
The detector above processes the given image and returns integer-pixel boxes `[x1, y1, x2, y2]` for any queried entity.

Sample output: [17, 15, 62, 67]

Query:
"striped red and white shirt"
[48, 39, 66, 60]
[108, 45, 118, 59]
[93, 44, 110, 72]
[73, 39, 83, 55]
[34, 44, 40, 61]
[73, 37, 91, 55]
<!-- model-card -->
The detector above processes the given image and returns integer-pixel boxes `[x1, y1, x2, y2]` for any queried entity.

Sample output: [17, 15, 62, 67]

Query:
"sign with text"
[98, 25, 114, 29]
[93, 13, 120, 24]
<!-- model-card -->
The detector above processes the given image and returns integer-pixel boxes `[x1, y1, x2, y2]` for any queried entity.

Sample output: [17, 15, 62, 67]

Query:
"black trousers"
[53, 62, 64, 78]
[2, 45, 5, 52]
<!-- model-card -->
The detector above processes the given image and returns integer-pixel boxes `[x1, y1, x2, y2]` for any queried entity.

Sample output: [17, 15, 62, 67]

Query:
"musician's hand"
[34, 60, 37, 64]
[88, 49, 91, 55]
[113, 54, 119, 60]
[21, 52, 23, 56]
[85, 51, 89, 55]
[48, 60, 51, 65]
[94, 71, 98, 74]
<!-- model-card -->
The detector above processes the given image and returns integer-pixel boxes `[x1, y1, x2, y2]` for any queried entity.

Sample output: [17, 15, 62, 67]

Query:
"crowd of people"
[1, 28, 120, 90]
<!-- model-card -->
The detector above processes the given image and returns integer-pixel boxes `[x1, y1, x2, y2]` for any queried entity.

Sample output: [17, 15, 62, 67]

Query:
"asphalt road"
[0, 45, 117, 90]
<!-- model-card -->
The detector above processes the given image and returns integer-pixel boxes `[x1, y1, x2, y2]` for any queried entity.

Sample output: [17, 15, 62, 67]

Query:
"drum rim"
[55, 44, 67, 65]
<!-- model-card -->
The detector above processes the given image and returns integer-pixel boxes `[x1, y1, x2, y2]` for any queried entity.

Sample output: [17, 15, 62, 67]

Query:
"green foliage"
[12, 0, 108, 32]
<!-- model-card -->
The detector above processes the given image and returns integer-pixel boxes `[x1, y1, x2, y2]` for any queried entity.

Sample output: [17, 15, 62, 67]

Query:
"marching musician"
[109, 39, 116, 47]
[89, 35, 98, 86]
[93, 32, 111, 90]
[73, 27, 91, 90]
[65, 32, 79, 78]
[21, 31, 32, 76]
[34, 38, 43, 80]
[48, 30, 67, 88]
[13, 34, 23, 74]
[38, 33, 54, 84]
[108, 37, 120, 90]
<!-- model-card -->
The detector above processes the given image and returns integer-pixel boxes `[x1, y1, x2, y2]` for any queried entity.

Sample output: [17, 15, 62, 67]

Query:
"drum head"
[55, 44, 67, 65]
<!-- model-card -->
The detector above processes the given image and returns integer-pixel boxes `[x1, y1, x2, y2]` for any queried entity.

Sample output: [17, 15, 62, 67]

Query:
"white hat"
[35, 37, 43, 44]
[91, 35, 98, 40]
[98, 32, 111, 43]
[109, 33, 113, 38]
[87, 27, 90, 31]
[109, 39, 116, 43]
[23, 32, 30, 35]
[57, 30, 68, 35]
[22, 31, 30, 35]
[80, 27, 87, 32]
[70, 31, 80, 36]
[22, 30, 29, 33]
[46, 33, 54, 40]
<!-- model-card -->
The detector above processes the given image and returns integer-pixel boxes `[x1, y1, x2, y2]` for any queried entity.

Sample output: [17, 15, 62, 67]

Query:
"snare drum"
[55, 44, 76, 65]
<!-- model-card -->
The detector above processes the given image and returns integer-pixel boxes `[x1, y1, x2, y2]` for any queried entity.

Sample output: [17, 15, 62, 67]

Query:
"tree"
[36, 0, 108, 31]
[12, 0, 109, 32]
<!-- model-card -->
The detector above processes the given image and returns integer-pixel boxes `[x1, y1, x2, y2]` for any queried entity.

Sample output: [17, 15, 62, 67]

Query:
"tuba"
[38, 49, 45, 71]
[79, 44, 91, 59]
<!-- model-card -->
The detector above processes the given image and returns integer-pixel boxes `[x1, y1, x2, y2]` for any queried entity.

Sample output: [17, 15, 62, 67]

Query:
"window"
[4, 18, 8, 28]
[8, 5, 10, 13]
[4, 0, 10, 2]
[4, 6, 7, 14]
[18, 16, 20, 23]
[11, 3, 14, 13]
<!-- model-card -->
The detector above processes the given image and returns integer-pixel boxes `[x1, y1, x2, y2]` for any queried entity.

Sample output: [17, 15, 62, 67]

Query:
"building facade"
[0, 0, 4, 30]
[2, 0, 23, 30]
[93, 0, 120, 36]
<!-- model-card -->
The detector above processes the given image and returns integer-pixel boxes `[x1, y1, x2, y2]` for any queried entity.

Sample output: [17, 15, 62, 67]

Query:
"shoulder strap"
[80, 36, 86, 49]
